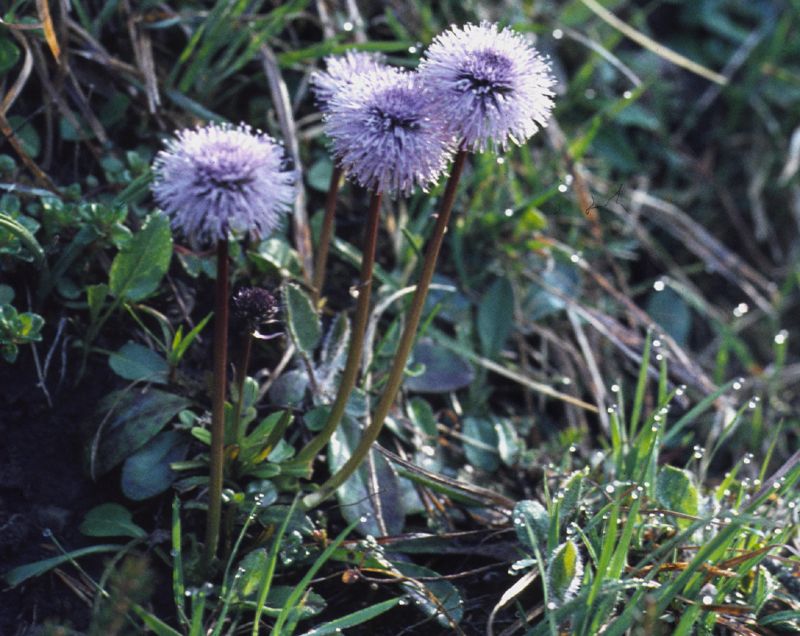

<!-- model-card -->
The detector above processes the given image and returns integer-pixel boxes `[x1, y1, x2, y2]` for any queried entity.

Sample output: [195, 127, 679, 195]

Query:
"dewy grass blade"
[628, 328, 652, 440]
[171, 497, 189, 629]
[252, 496, 300, 636]
[211, 502, 261, 636]
[299, 597, 402, 636]
[270, 515, 361, 635]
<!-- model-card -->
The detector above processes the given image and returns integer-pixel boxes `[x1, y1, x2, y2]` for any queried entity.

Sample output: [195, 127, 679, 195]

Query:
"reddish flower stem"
[295, 191, 382, 465]
[204, 238, 229, 570]
[303, 149, 468, 510]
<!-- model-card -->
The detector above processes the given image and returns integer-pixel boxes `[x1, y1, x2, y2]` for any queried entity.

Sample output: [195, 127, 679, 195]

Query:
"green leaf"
[3, 544, 121, 588]
[268, 369, 308, 406]
[495, 417, 521, 466]
[523, 260, 581, 320]
[299, 598, 402, 635]
[408, 397, 438, 437]
[79, 503, 147, 539]
[0, 36, 21, 74]
[392, 561, 463, 627]
[477, 277, 514, 357]
[121, 430, 190, 500]
[235, 548, 268, 599]
[7, 116, 40, 158]
[0, 284, 13, 305]
[109, 342, 169, 383]
[307, 157, 334, 193]
[404, 339, 474, 393]
[87, 283, 109, 324]
[514, 500, 549, 551]
[329, 416, 405, 537]
[647, 286, 692, 347]
[89, 388, 191, 477]
[109, 212, 172, 302]
[656, 465, 699, 529]
[462, 416, 500, 472]
[546, 541, 583, 605]
[0, 212, 45, 267]
[283, 282, 321, 355]
[558, 472, 584, 525]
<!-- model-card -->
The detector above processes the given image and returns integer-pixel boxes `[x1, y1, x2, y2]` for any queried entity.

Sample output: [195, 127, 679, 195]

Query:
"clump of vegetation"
[1, 1, 797, 634]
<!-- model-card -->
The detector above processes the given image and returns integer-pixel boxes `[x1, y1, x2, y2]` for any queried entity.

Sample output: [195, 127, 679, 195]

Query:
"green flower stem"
[204, 238, 229, 571]
[231, 330, 253, 446]
[295, 191, 383, 466]
[312, 165, 345, 307]
[303, 149, 468, 510]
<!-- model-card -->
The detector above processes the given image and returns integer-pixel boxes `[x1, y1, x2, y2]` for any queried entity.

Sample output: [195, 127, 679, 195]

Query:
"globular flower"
[324, 68, 454, 196]
[419, 21, 556, 152]
[232, 286, 281, 338]
[152, 123, 296, 245]
[311, 51, 387, 111]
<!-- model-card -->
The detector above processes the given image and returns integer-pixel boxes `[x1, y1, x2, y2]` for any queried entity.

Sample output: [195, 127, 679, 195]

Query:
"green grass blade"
[271, 516, 361, 635]
[298, 597, 402, 635]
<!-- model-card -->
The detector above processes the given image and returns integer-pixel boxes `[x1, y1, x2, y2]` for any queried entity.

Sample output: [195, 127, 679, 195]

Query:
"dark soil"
[0, 350, 112, 635]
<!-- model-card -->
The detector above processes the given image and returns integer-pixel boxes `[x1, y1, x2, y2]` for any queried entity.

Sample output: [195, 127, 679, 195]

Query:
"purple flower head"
[324, 68, 454, 196]
[311, 51, 387, 111]
[151, 123, 296, 245]
[419, 22, 556, 152]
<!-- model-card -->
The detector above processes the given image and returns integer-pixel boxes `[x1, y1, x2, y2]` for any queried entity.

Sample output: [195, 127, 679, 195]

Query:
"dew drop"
[774, 330, 788, 345]
[504, 208, 514, 217]
[558, 183, 568, 193]
[653, 280, 665, 292]
[702, 595, 713, 606]
[343, 21, 354, 32]
[496, 157, 505, 165]
[623, 90, 633, 99]
[605, 485, 615, 494]
[611, 384, 620, 393]
[547, 601, 557, 610]
[553, 28, 564, 40]
[732, 302, 749, 317]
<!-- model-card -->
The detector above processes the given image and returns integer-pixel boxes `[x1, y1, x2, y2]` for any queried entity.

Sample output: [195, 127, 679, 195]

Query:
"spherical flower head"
[151, 123, 296, 245]
[324, 68, 454, 197]
[232, 286, 280, 335]
[419, 22, 556, 152]
[311, 51, 387, 111]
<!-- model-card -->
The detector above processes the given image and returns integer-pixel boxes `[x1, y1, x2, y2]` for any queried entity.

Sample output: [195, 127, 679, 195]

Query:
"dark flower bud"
[232, 287, 279, 336]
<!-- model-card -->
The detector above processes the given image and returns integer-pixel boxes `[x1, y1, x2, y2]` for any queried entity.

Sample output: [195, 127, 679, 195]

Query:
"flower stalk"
[204, 238, 229, 569]
[311, 165, 344, 307]
[296, 191, 383, 465]
[302, 149, 467, 510]
[231, 329, 253, 447]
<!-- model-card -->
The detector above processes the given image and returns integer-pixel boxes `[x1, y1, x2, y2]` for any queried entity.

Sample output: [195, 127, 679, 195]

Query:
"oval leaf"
[547, 540, 583, 605]
[109, 342, 169, 383]
[462, 416, 500, 473]
[110, 212, 172, 302]
[89, 388, 192, 477]
[80, 503, 147, 539]
[514, 500, 550, 552]
[404, 339, 474, 394]
[283, 282, 321, 355]
[477, 277, 514, 358]
[656, 465, 699, 529]
[121, 430, 190, 500]
[329, 416, 404, 537]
